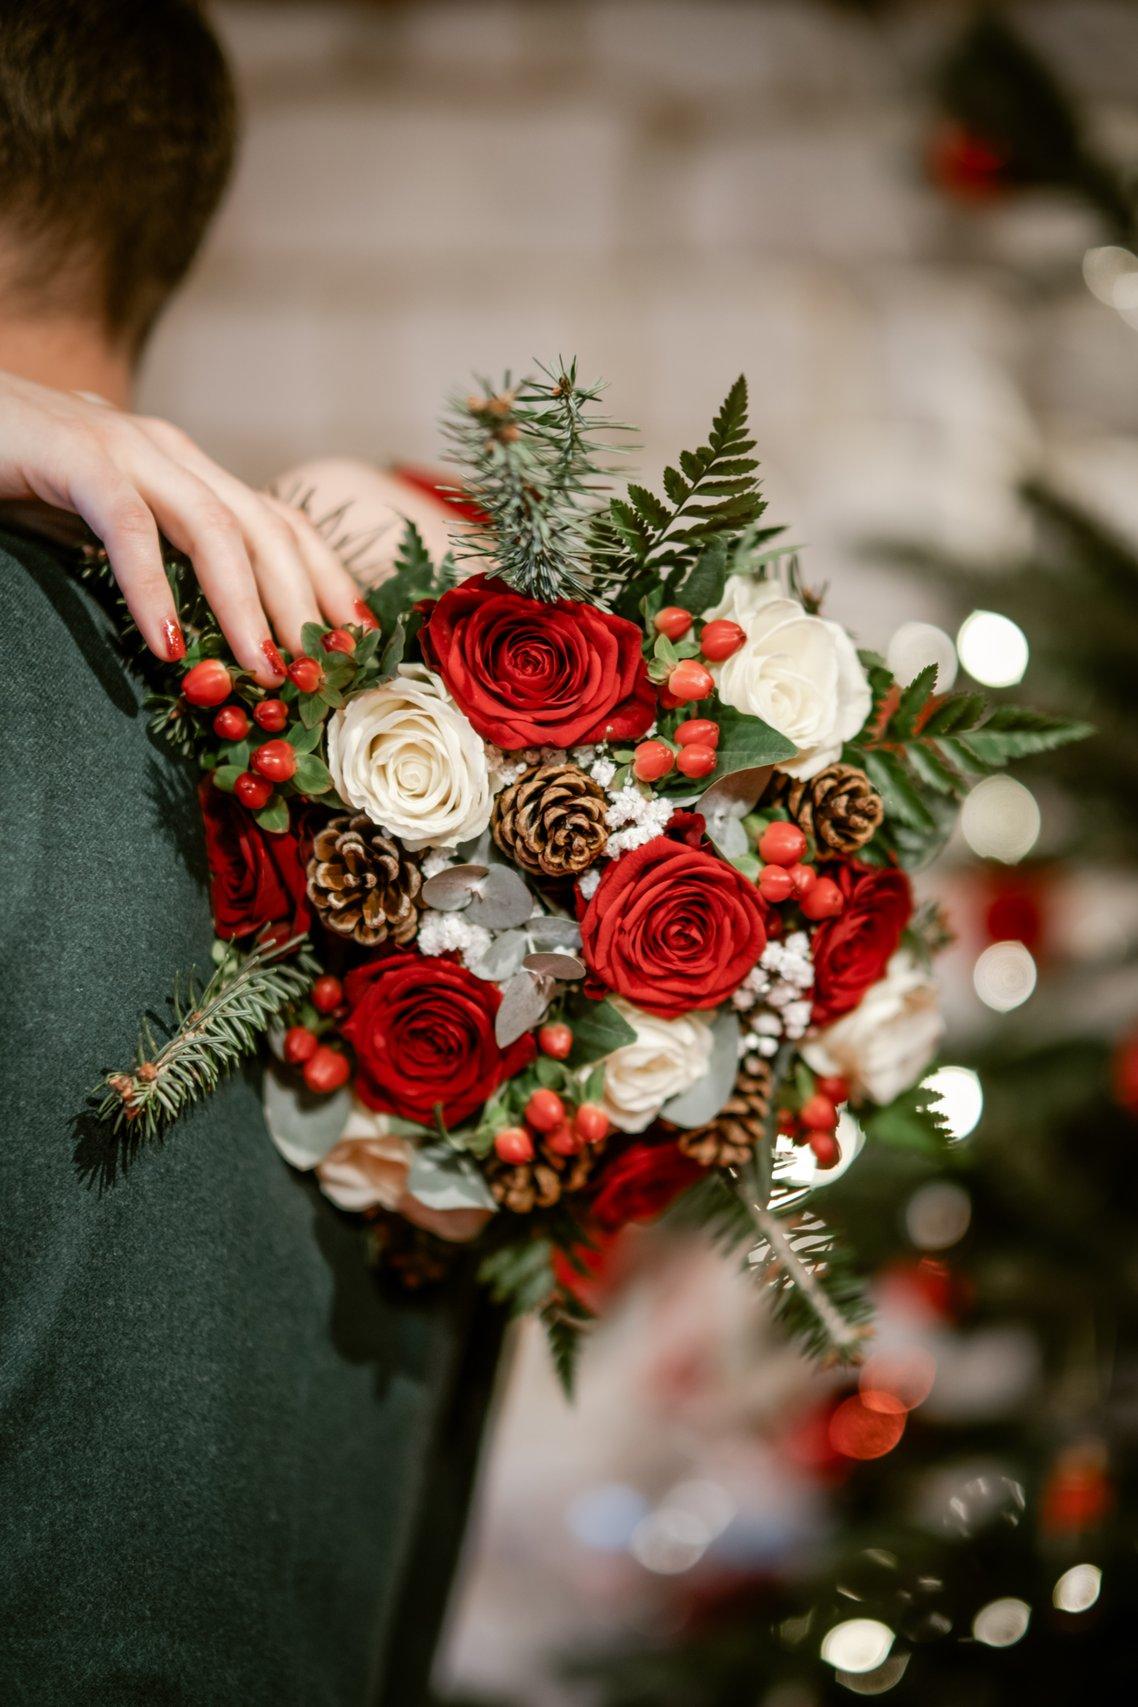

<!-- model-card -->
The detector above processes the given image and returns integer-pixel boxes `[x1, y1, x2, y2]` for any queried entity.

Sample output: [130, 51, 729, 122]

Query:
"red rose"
[580, 837, 767, 1017]
[421, 572, 654, 749]
[810, 862, 912, 1027]
[341, 950, 535, 1127]
[589, 1140, 705, 1231]
[199, 779, 311, 944]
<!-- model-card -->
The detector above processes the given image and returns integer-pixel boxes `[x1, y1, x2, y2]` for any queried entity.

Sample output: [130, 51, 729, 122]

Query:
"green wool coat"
[0, 533, 501, 1706]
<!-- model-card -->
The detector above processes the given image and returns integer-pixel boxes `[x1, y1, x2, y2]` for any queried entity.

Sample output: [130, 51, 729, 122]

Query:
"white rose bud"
[705, 580, 870, 780]
[803, 950, 944, 1106]
[326, 663, 492, 851]
[599, 999, 715, 1133]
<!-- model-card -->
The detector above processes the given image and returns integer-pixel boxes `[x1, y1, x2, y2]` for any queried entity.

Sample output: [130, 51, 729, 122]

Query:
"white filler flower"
[803, 950, 944, 1106]
[326, 663, 492, 851]
[705, 579, 870, 779]
[599, 999, 715, 1133]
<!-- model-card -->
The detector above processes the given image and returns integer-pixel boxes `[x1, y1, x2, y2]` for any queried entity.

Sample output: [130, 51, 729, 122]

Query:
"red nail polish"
[261, 639, 286, 677]
[353, 600, 379, 631]
[163, 619, 186, 661]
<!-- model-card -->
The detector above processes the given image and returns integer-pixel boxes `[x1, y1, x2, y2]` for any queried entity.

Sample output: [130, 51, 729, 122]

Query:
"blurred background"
[145, 3, 1138, 1700]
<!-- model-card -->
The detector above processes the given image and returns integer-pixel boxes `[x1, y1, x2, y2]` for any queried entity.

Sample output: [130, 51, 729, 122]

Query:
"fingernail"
[163, 619, 186, 661]
[353, 600, 379, 631]
[261, 639, 286, 677]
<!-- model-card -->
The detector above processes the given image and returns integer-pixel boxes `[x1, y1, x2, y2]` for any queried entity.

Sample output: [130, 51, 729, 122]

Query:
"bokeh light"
[904, 1181, 972, 1250]
[956, 610, 1029, 687]
[886, 621, 958, 691]
[829, 1395, 906, 1460]
[972, 1597, 1031, 1647]
[921, 1065, 983, 1139]
[860, 1346, 937, 1414]
[960, 775, 1041, 863]
[1052, 1563, 1102, 1613]
[1083, 243, 1138, 306]
[566, 1483, 648, 1552]
[820, 1618, 894, 1674]
[973, 940, 1037, 1011]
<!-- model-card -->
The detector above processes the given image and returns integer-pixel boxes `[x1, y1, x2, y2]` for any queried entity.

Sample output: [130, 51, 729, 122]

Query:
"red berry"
[777, 1107, 800, 1137]
[525, 1088, 565, 1133]
[288, 656, 324, 694]
[283, 1026, 318, 1065]
[182, 658, 232, 708]
[667, 659, 715, 702]
[252, 739, 297, 783]
[674, 717, 719, 748]
[789, 862, 816, 896]
[234, 771, 273, 810]
[494, 1126, 534, 1165]
[807, 1129, 840, 1169]
[758, 864, 795, 903]
[545, 1122, 584, 1156]
[675, 742, 717, 779]
[633, 739, 675, 783]
[538, 1023, 573, 1060]
[699, 619, 746, 662]
[758, 821, 808, 867]
[303, 1045, 350, 1095]
[311, 975, 344, 1015]
[801, 1093, 838, 1132]
[815, 1074, 850, 1104]
[657, 688, 684, 711]
[574, 1103, 611, 1145]
[212, 704, 250, 741]
[654, 605, 693, 640]
[321, 627, 356, 655]
[253, 697, 289, 732]
[800, 877, 844, 921]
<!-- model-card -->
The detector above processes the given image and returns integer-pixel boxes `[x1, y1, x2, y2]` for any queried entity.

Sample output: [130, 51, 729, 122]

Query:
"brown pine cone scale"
[491, 762, 609, 879]
[768, 763, 883, 856]
[307, 813, 423, 947]
[677, 1058, 774, 1169]
[487, 1134, 598, 1213]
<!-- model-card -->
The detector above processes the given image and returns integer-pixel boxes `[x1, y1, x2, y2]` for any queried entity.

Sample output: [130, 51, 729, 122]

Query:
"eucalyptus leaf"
[526, 916, 583, 952]
[660, 1009, 741, 1127]
[262, 1064, 351, 1170]
[523, 951, 586, 980]
[697, 764, 772, 855]
[495, 969, 551, 1047]
[468, 930, 528, 983]
[466, 865, 534, 931]
[406, 1143, 496, 1211]
[421, 863, 488, 911]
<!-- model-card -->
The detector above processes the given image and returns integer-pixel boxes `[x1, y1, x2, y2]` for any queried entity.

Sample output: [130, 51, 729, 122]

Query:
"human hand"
[0, 372, 372, 684]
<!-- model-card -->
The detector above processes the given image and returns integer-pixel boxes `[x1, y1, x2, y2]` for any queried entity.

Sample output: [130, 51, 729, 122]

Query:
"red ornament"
[234, 772, 273, 810]
[182, 658, 232, 708]
[758, 864, 795, 903]
[808, 1129, 840, 1168]
[675, 743, 716, 780]
[253, 698, 289, 733]
[633, 739, 675, 783]
[538, 1022, 573, 1060]
[311, 974, 344, 1015]
[699, 619, 746, 662]
[653, 605, 693, 641]
[251, 739, 298, 783]
[283, 1026, 318, 1065]
[321, 627, 356, 655]
[303, 1045, 351, 1095]
[674, 717, 719, 748]
[288, 656, 324, 694]
[801, 876, 844, 921]
[574, 1103, 611, 1145]
[212, 704, 250, 742]
[525, 1088, 565, 1133]
[801, 1092, 838, 1131]
[758, 821, 808, 867]
[494, 1126, 534, 1165]
[667, 659, 715, 702]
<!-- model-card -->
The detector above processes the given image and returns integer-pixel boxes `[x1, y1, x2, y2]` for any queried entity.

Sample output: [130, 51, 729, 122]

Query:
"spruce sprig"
[89, 935, 317, 1143]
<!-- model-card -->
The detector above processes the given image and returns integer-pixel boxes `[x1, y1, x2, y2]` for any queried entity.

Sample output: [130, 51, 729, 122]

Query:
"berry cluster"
[778, 1070, 849, 1170]
[281, 974, 351, 1094]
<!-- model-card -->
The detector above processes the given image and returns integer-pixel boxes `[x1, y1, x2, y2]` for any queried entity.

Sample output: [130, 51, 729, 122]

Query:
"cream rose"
[315, 1104, 490, 1242]
[803, 950, 943, 1105]
[326, 663, 491, 851]
[598, 999, 715, 1133]
[705, 579, 870, 780]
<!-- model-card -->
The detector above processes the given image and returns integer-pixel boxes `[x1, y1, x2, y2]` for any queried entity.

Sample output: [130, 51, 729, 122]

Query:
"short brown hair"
[0, 0, 237, 347]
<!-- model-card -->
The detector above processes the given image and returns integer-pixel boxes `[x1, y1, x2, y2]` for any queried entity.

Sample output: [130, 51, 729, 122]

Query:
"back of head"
[0, 0, 237, 353]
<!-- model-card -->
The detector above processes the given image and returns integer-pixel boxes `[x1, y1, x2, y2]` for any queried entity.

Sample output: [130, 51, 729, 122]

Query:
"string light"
[921, 1065, 983, 1139]
[973, 940, 1037, 1011]
[960, 775, 1040, 863]
[956, 610, 1029, 687]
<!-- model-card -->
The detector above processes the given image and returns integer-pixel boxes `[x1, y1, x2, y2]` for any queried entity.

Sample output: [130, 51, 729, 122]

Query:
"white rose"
[326, 663, 492, 851]
[599, 1000, 715, 1133]
[705, 579, 871, 780]
[315, 1103, 489, 1242]
[803, 950, 943, 1106]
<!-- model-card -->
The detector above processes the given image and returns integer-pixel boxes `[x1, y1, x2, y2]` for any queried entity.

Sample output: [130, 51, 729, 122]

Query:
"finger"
[263, 494, 376, 632]
[64, 458, 185, 662]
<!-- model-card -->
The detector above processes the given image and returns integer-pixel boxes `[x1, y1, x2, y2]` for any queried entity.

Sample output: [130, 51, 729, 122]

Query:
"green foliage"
[860, 1080, 952, 1154]
[567, 998, 638, 1068]
[711, 705, 798, 777]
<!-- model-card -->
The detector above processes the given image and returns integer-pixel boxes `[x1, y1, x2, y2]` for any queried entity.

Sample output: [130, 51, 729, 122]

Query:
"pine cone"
[769, 763, 883, 856]
[487, 1135, 598, 1214]
[307, 813, 423, 947]
[491, 762, 609, 879]
[677, 1058, 773, 1169]
[368, 1215, 455, 1288]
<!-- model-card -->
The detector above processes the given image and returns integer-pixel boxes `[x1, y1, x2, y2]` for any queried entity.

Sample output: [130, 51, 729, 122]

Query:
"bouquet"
[84, 361, 1088, 1387]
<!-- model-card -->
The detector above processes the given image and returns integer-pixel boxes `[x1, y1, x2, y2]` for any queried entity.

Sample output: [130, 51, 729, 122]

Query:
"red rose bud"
[789, 862, 816, 896]
[538, 1022, 573, 1060]
[674, 717, 719, 748]
[667, 659, 715, 702]
[494, 1126, 534, 1165]
[311, 975, 344, 1015]
[321, 627, 356, 655]
[212, 704, 250, 741]
[675, 742, 716, 779]
[653, 605, 693, 640]
[545, 1122, 584, 1156]
[288, 656, 324, 694]
[807, 1129, 840, 1169]
[251, 739, 297, 783]
[758, 821, 808, 867]
[303, 1046, 351, 1095]
[801, 876, 844, 921]
[283, 1025, 318, 1065]
[253, 697, 289, 732]
[234, 771, 273, 810]
[816, 1074, 850, 1104]
[699, 619, 746, 662]
[525, 1088, 565, 1133]
[800, 1093, 838, 1131]
[182, 658, 232, 708]
[759, 864, 795, 903]
[633, 739, 675, 783]
[574, 1103, 611, 1145]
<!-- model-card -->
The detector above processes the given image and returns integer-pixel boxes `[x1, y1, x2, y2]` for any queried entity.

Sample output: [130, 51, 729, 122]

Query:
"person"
[0, 5, 499, 1701]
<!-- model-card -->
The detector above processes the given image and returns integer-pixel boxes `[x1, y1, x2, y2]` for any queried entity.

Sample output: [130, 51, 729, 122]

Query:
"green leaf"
[887, 663, 938, 739]
[407, 1144, 496, 1211]
[567, 999, 637, 1067]
[299, 692, 326, 730]
[292, 753, 332, 795]
[677, 535, 728, 611]
[712, 706, 797, 775]
[212, 764, 242, 793]
[255, 796, 290, 835]
[300, 621, 326, 657]
[863, 749, 937, 832]
[963, 708, 1094, 764]
[860, 1081, 952, 1153]
[285, 720, 324, 753]
[378, 616, 407, 679]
